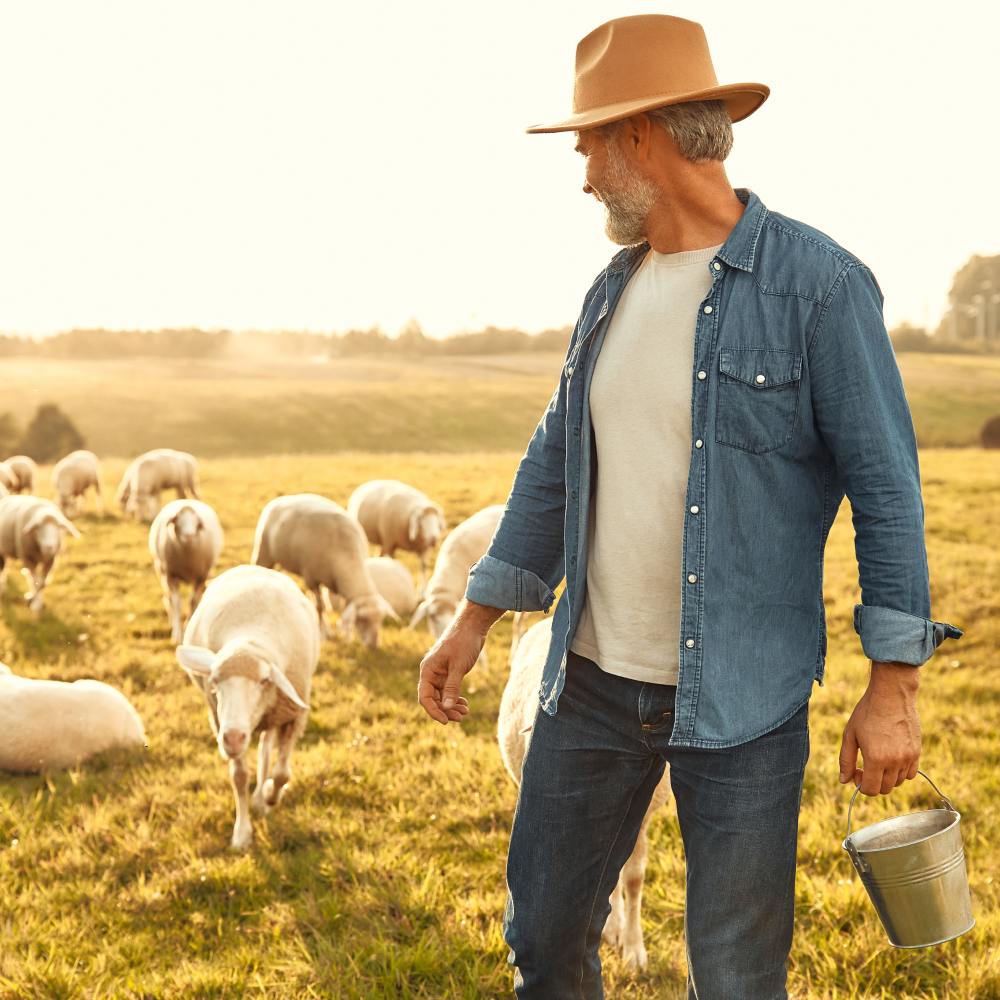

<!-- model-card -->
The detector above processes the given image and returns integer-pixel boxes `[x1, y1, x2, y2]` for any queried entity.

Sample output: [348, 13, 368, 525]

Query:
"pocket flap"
[719, 349, 802, 388]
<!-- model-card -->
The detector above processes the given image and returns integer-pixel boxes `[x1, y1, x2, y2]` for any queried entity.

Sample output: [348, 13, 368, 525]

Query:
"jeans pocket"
[715, 348, 802, 454]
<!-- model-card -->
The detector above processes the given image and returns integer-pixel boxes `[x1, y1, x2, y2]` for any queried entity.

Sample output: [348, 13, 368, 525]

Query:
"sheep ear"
[408, 510, 420, 543]
[378, 595, 401, 623]
[57, 513, 82, 538]
[407, 600, 429, 631]
[267, 663, 309, 710]
[21, 511, 46, 536]
[176, 645, 216, 675]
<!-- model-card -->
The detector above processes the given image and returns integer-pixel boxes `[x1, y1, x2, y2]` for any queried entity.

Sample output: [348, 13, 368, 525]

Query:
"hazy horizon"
[1, 1, 998, 338]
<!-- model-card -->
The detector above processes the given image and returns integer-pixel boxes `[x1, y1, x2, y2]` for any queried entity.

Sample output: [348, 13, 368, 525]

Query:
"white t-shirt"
[571, 244, 722, 685]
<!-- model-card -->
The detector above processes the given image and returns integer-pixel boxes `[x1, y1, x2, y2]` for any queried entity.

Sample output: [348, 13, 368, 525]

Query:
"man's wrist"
[870, 660, 920, 692]
[453, 598, 505, 638]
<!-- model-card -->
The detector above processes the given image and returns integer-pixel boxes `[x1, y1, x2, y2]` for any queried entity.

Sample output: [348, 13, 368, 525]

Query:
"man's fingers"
[839, 727, 860, 784]
[441, 663, 467, 710]
[860, 765, 885, 797]
[906, 758, 920, 781]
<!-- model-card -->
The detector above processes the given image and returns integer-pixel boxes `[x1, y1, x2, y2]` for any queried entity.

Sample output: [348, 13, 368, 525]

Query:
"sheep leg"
[229, 755, 254, 852]
[312, 586, 334, 640]
[604, 876, 626, 950]
[417, 554, 429, 599]
[23, 562, 48, 613]
[176, 485, 187, 499]
[617, 821, 652, 971]
[251, 728, 277, 816]
[95, 484, 105, 513]
[190, 578, 208, 616]
[261, 716, 302, 808]
[167, 578, 184, 644]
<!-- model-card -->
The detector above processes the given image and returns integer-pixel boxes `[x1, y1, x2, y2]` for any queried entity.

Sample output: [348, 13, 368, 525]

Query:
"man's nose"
[583, 180, 594, 194]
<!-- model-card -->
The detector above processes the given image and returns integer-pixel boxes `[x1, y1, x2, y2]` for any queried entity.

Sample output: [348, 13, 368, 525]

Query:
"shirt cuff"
[853, 604, 963, 666]
[465, 554, 556, 613]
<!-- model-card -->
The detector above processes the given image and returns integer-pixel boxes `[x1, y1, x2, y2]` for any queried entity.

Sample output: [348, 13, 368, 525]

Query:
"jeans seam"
[575, 755, 659, 997]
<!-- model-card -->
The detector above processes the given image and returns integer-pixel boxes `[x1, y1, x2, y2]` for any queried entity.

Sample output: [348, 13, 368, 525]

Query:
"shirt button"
[695, 439, 703, 449]
[756, 374, 766, 384]
[690, 505, 699, 514]
[566, 366, 574, 376]
[570, 555, 576, 565]
[685, 639, 695, 649]
[713, 262, 722, 271]
[570, 490, 577, 499]
[697, 371, 707, 381]
[687, 574, 697, 584]
[703, 306, 713, 314]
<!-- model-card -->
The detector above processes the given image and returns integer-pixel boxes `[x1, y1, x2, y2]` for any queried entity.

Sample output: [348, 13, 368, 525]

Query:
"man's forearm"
[447, 598, 506, 640]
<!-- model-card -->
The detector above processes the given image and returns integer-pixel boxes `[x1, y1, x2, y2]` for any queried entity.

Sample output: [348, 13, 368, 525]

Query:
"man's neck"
[642, 164, 745, 255]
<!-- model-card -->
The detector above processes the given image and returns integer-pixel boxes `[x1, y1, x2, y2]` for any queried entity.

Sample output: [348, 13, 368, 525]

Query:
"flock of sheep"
[0, 447, 668, 970]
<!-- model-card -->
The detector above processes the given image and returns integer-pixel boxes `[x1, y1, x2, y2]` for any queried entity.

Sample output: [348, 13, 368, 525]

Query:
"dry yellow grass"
[0, 450, 996, 999]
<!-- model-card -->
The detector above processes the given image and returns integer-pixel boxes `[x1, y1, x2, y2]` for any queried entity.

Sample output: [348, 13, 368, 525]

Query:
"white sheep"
[498, 616, 672, 972]
[347, 480, 447, 597]
[0, 482, 7, 499]
[5, 456, 39, 494]
[51, 450, 105, 517]
[0, 664, 146, 772]
[175, 565, 320, 851]
[0, 495, 81, 612]
[409, 504, 504, 667]
[149, 499, 225, 643]
[0, 462, 15, 493]
[252, 494, 397, 647]
[118, 448, 202, 521]
[365, 556, 418, 617]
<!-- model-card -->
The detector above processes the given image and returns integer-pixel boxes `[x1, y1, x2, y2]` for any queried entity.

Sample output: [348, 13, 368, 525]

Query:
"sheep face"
[170, 505, 203, 544]
[22, 510, 80, 558]
[338, 594, 398, 649]
[127, 493, 159, 522]
[176, 643, 308, 760]
[426, 600, 459, 640]
[408, 507, 446, 551]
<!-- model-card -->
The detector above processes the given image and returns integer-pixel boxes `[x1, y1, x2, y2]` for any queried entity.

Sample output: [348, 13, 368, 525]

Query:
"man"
[417, 14, 960, 999]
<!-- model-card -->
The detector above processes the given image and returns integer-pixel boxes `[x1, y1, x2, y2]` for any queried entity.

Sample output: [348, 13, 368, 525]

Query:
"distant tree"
[18, 403, 84, 463]
[0, 411, 21, 458]
[982, 416, 1000, 449]
[936, 254, 1000, 342]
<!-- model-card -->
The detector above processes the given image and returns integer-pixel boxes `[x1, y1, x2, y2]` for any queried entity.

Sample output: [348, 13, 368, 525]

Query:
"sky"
[0, 1, 997, 338]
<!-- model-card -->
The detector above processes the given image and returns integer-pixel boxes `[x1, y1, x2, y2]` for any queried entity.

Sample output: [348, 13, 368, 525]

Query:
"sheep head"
[176, 640, 308, 760]
[126, 492, 159, 522]
[408, 597, 457, 639]
[408, 504, 446, 550]
[22, 508, 81, 558]
[338, 593, 399, 649]
[168, 504, 204, 544]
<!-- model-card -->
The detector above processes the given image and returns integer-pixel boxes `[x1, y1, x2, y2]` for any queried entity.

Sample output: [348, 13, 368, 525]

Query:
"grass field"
[1, 350, 999, 456]
[0, 450, 997, 999]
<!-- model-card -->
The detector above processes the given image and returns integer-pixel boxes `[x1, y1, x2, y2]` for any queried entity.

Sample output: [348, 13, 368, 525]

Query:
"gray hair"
[598, 100, 734, 163]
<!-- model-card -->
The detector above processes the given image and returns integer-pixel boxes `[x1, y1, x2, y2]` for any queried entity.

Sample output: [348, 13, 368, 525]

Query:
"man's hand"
[839, 661, 921, 796]
[417, 599, 504, 725]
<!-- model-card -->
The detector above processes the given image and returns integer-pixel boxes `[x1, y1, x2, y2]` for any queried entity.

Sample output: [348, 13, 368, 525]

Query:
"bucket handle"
[846, 769, 956, 844]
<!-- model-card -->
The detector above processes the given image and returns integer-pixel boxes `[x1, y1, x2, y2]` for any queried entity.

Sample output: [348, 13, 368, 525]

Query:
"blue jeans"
[504, 652, 810, 999]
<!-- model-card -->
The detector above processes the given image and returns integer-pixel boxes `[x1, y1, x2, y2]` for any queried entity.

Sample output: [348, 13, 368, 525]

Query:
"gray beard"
[598, 138, 661, 246]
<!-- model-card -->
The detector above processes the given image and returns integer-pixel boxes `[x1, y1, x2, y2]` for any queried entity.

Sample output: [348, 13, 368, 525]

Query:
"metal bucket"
[843, 770, 975, 948]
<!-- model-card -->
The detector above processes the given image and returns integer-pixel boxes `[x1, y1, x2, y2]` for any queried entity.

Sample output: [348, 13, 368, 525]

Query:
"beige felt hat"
[527, 15, 769, 134]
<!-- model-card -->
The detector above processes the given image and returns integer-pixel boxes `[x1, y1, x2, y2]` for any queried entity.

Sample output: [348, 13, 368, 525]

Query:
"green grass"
[1, 350, 999, 457]
[1, 450, 998, 999]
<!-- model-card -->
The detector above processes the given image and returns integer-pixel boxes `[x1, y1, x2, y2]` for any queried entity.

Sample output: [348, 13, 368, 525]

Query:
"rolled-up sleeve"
[810, 264, 960, 665]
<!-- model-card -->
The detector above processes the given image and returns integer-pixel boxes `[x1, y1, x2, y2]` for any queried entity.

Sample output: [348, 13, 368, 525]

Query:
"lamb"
[409, 504, 504, 667]
[5, 456, 38, 494]
[51, 450, 105, 517]
[498, 616, 673, 972]
[149, 499, 225, 643]
[175, 564, 320, 851]
[365, 556, 418, 617]
[0, 496, 81, 612]
[347, 480, 447, 597]
[252, 494, 397, 647]
[118, 448, 202, 521]
[0, 664, 146, 772]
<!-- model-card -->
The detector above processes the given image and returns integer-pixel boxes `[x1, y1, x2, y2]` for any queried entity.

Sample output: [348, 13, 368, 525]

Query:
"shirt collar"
[716, 189, 767, 273]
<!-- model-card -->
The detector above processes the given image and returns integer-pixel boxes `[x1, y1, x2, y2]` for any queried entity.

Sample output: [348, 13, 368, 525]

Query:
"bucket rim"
[887, 917, 976, 949]
[843, 807, 961, 855]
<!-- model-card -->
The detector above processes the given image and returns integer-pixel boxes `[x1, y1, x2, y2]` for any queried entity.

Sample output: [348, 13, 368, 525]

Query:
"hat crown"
[573, 15, 720, 115]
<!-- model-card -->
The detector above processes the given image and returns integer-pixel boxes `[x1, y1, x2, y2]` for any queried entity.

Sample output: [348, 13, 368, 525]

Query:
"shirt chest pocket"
[715, 349, 802, 455]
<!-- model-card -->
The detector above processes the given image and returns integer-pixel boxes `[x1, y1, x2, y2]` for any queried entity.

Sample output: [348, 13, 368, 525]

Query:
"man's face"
[574, 126, 660, 246]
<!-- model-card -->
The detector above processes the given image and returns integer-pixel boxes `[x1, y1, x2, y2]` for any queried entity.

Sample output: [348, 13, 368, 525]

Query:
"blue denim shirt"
[467, 190, 961, 748]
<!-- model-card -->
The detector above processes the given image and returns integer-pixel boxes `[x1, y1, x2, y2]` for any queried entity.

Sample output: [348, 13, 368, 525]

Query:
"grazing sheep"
[409, 504, 504, 667]
[149, 499, 225, 643]
[51, 450, 105, 517]
[498, 616, 672, 972]
[175, 565, 320, 851]
[0, 665, 146, 772]
[5, 456, 38, 494]
[0, 462, 15, 493]
[365, 556, 418, 617]
[347, 480, 446, 597]
[0, 496, 81, 612]
[252, 494, 398, 647]
[118, 449, 202, 521]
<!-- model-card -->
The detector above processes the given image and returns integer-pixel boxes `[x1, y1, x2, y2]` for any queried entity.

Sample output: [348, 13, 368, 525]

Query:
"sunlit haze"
[1, 1, 997, 338]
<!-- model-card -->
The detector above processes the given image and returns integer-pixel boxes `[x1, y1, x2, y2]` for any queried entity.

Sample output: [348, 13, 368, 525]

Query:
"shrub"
[18, 403, 85, 463]
[0, 411, 20, 458]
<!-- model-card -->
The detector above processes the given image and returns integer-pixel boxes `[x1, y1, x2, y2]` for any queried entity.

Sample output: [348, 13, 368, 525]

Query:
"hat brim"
[525, 82, 770, 133]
